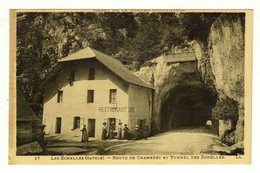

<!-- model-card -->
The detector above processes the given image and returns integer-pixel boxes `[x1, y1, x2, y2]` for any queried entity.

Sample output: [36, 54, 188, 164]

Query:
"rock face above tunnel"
[191, 14, 245, 144]
[135, 54, 215, 133]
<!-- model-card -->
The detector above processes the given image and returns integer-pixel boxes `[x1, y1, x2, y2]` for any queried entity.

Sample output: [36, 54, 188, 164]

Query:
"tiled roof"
[58, 47, 154, 89]
[58, 47, 96, 62]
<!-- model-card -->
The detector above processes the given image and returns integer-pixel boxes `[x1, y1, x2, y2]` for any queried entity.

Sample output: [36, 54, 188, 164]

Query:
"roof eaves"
[40, 47, 155, 90]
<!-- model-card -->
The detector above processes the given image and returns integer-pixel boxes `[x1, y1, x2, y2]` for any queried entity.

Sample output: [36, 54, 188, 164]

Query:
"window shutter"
[71, 117, 74, 130]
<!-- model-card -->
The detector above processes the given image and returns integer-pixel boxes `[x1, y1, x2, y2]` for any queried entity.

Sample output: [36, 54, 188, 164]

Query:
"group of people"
[101, 122, 130, 140]
[134, 124, 149, 140]
[81, 122, 150, 143]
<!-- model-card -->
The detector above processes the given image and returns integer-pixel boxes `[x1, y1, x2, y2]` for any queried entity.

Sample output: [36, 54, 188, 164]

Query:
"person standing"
[143, 125, 149, 140]
[117, 122, 123, 140]
[122, 124, 129, 140]
[101, 122, 107, 140]
[134, 124, 140, 140]
[81, 125, 88, 143]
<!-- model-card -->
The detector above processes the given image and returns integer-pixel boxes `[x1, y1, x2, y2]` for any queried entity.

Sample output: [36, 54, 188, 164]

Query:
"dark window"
[55, 117, 62, 134]
[88, 68, 95, 80]
[69, 70, 75, 86]
[109, 89, 117, 103]
[57, 90, 63, 103]
[73, 117, 80, 129]
[87, 90, 94, 103]
[70, 70, 75, 81]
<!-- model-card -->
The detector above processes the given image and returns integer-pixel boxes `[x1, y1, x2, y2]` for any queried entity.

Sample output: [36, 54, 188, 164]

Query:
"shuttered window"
[57, 90, 63, 103]
[109, 89, 117, 104]
[73, 116, 80, 129]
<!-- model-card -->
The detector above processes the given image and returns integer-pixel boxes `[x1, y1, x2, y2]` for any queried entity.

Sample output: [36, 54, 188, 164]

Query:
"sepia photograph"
[9, 9, 252, 164]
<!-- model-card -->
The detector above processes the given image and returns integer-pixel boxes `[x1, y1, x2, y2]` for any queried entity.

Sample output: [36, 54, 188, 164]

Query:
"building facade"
[42, 47, 153, 139]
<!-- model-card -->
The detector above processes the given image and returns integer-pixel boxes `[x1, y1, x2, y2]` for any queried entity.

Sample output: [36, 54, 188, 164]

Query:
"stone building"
[41, 47, 154, 139]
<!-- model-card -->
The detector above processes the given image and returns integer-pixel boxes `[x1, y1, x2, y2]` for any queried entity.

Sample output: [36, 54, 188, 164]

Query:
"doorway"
[107, 118, 116, 131]
[137, 119, 146, 130]
[55, 117, 62, 134]
[88, 119, 96, 137]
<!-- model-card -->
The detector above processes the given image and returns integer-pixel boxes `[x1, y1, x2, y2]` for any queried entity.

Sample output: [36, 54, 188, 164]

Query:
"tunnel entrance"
[160, 84, 217, 131]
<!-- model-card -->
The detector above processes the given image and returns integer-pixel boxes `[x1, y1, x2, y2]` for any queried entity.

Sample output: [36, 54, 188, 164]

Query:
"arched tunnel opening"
[160, 84, 217, 131]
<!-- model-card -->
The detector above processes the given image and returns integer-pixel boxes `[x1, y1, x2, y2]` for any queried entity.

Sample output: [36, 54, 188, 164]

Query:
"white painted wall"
[128, 84, 153, 132]
[43, 59, 130, 139]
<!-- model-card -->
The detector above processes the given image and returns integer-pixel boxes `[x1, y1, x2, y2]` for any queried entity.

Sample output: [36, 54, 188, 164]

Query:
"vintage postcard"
[9, 9, 252, 164]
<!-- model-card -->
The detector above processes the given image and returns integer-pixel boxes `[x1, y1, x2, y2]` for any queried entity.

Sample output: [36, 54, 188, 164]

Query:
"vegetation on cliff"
[212, 97, 239, 121]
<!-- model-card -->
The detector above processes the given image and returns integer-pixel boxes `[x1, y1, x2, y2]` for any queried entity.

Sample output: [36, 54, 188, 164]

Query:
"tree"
[16, 12, 224, 115]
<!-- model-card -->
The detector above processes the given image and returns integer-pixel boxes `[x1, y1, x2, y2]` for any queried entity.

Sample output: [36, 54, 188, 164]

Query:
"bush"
[221, 130, 236, 146]
[212, 97, 238, 121]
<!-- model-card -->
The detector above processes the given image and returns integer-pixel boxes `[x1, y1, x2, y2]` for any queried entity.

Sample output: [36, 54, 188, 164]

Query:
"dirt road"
[104, 127, 225, 155]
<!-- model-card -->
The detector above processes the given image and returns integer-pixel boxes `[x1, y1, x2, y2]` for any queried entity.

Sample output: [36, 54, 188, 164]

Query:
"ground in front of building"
[43, 135, 130, 155]
[42, 126, 232, 155]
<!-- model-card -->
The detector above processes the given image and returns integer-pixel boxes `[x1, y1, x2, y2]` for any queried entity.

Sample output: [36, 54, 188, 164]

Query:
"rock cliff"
[209, 14, 245, 143]
[135, 14, 245, 145]
[191, 14, 245, 144]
